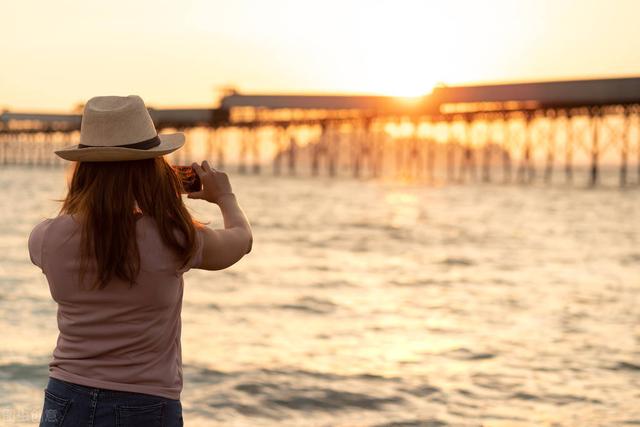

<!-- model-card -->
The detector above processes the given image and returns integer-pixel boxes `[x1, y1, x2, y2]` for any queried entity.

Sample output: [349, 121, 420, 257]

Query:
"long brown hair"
[59, 156, 204, 290]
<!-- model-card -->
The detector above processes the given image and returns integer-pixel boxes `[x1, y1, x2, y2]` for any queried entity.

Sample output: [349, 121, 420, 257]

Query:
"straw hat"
[55, 95, 185, 162]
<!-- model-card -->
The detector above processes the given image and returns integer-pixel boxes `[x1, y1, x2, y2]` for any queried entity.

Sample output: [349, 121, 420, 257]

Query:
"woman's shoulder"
[29, 214, 80, 239]
[30, 215, 60, 233]
[28, 216, 61, 269]
[37, 214, 76, 229]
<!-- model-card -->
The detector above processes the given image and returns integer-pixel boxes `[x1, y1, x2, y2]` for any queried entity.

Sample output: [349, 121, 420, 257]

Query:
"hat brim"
[54, 133, 185, 162]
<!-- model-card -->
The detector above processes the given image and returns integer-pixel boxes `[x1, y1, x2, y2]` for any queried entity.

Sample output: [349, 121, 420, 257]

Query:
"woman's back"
[29, 213, 204, 400]
[32, 95, 252, 426]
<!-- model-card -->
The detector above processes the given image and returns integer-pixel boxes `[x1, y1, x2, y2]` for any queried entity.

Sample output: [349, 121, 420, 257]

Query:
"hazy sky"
[1, 0, 639, 110]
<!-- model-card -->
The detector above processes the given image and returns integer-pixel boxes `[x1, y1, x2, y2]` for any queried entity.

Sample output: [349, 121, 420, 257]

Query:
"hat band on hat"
[78, 135, 161, 150]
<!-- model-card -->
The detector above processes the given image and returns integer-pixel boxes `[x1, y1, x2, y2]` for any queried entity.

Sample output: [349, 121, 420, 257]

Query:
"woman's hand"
[187, 160, 234, 204]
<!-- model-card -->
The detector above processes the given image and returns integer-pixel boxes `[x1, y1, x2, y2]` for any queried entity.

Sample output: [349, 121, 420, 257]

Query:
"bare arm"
[188, 161, 253, 271]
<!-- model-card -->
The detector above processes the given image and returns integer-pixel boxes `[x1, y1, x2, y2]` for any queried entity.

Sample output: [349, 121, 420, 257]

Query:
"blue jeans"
[39, 377, 183, 427]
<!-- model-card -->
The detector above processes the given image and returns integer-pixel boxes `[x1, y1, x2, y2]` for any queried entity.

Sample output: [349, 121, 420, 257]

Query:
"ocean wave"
[265, 388, 402, 411]
[609, 361, 640, 371]
[442, 348, 496, 361]
[390, 278, 453, 287]
[397, 384, 441, 398]
[0, 361, 49, 382]
[438, 257, 475, 267]
[310, 279, 358, 288]
[183, 366, 409, 420]
[371, 419, 446, 427]
[511, 391, 603, 405]
[276, 296, 337, 314]
[620, 253, 640, 265]
[185, 366, 230, 384]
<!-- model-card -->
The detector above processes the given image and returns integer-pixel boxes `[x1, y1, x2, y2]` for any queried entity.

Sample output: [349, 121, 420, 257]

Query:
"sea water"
[0, 164, 638, 426]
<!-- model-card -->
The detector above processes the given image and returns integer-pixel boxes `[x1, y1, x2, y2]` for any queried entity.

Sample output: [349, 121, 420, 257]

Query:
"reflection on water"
[0, 165, 639, 426]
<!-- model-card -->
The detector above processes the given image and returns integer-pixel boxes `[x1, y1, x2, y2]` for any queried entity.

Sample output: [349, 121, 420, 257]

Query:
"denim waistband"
[47, 376, 178, 402]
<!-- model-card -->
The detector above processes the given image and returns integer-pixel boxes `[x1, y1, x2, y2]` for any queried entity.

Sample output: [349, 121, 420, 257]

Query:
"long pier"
[1, 77, 639, 187]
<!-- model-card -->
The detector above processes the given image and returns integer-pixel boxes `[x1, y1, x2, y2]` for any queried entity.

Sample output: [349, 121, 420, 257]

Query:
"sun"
[383, 80, 434, 98]
[361, 64, 436, 98]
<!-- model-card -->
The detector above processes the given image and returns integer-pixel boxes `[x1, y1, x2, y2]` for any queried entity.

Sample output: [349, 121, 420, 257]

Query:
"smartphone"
[173, 165, 202, 194]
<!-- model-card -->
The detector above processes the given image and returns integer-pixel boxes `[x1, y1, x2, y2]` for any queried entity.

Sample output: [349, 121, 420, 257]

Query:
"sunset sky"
[2, 0, 639, 111]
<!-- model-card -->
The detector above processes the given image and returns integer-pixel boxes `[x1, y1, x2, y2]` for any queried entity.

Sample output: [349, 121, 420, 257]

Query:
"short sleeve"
[28, 219, 53, 273]
[176, 226, 205, 274]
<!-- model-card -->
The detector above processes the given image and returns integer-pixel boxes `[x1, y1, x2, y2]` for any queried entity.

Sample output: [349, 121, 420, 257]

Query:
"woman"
[29, 95, 252, 426]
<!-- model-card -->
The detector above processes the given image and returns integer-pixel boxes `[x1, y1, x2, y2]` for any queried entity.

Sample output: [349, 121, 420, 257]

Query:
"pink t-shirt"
[28, 214, 204, 400]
